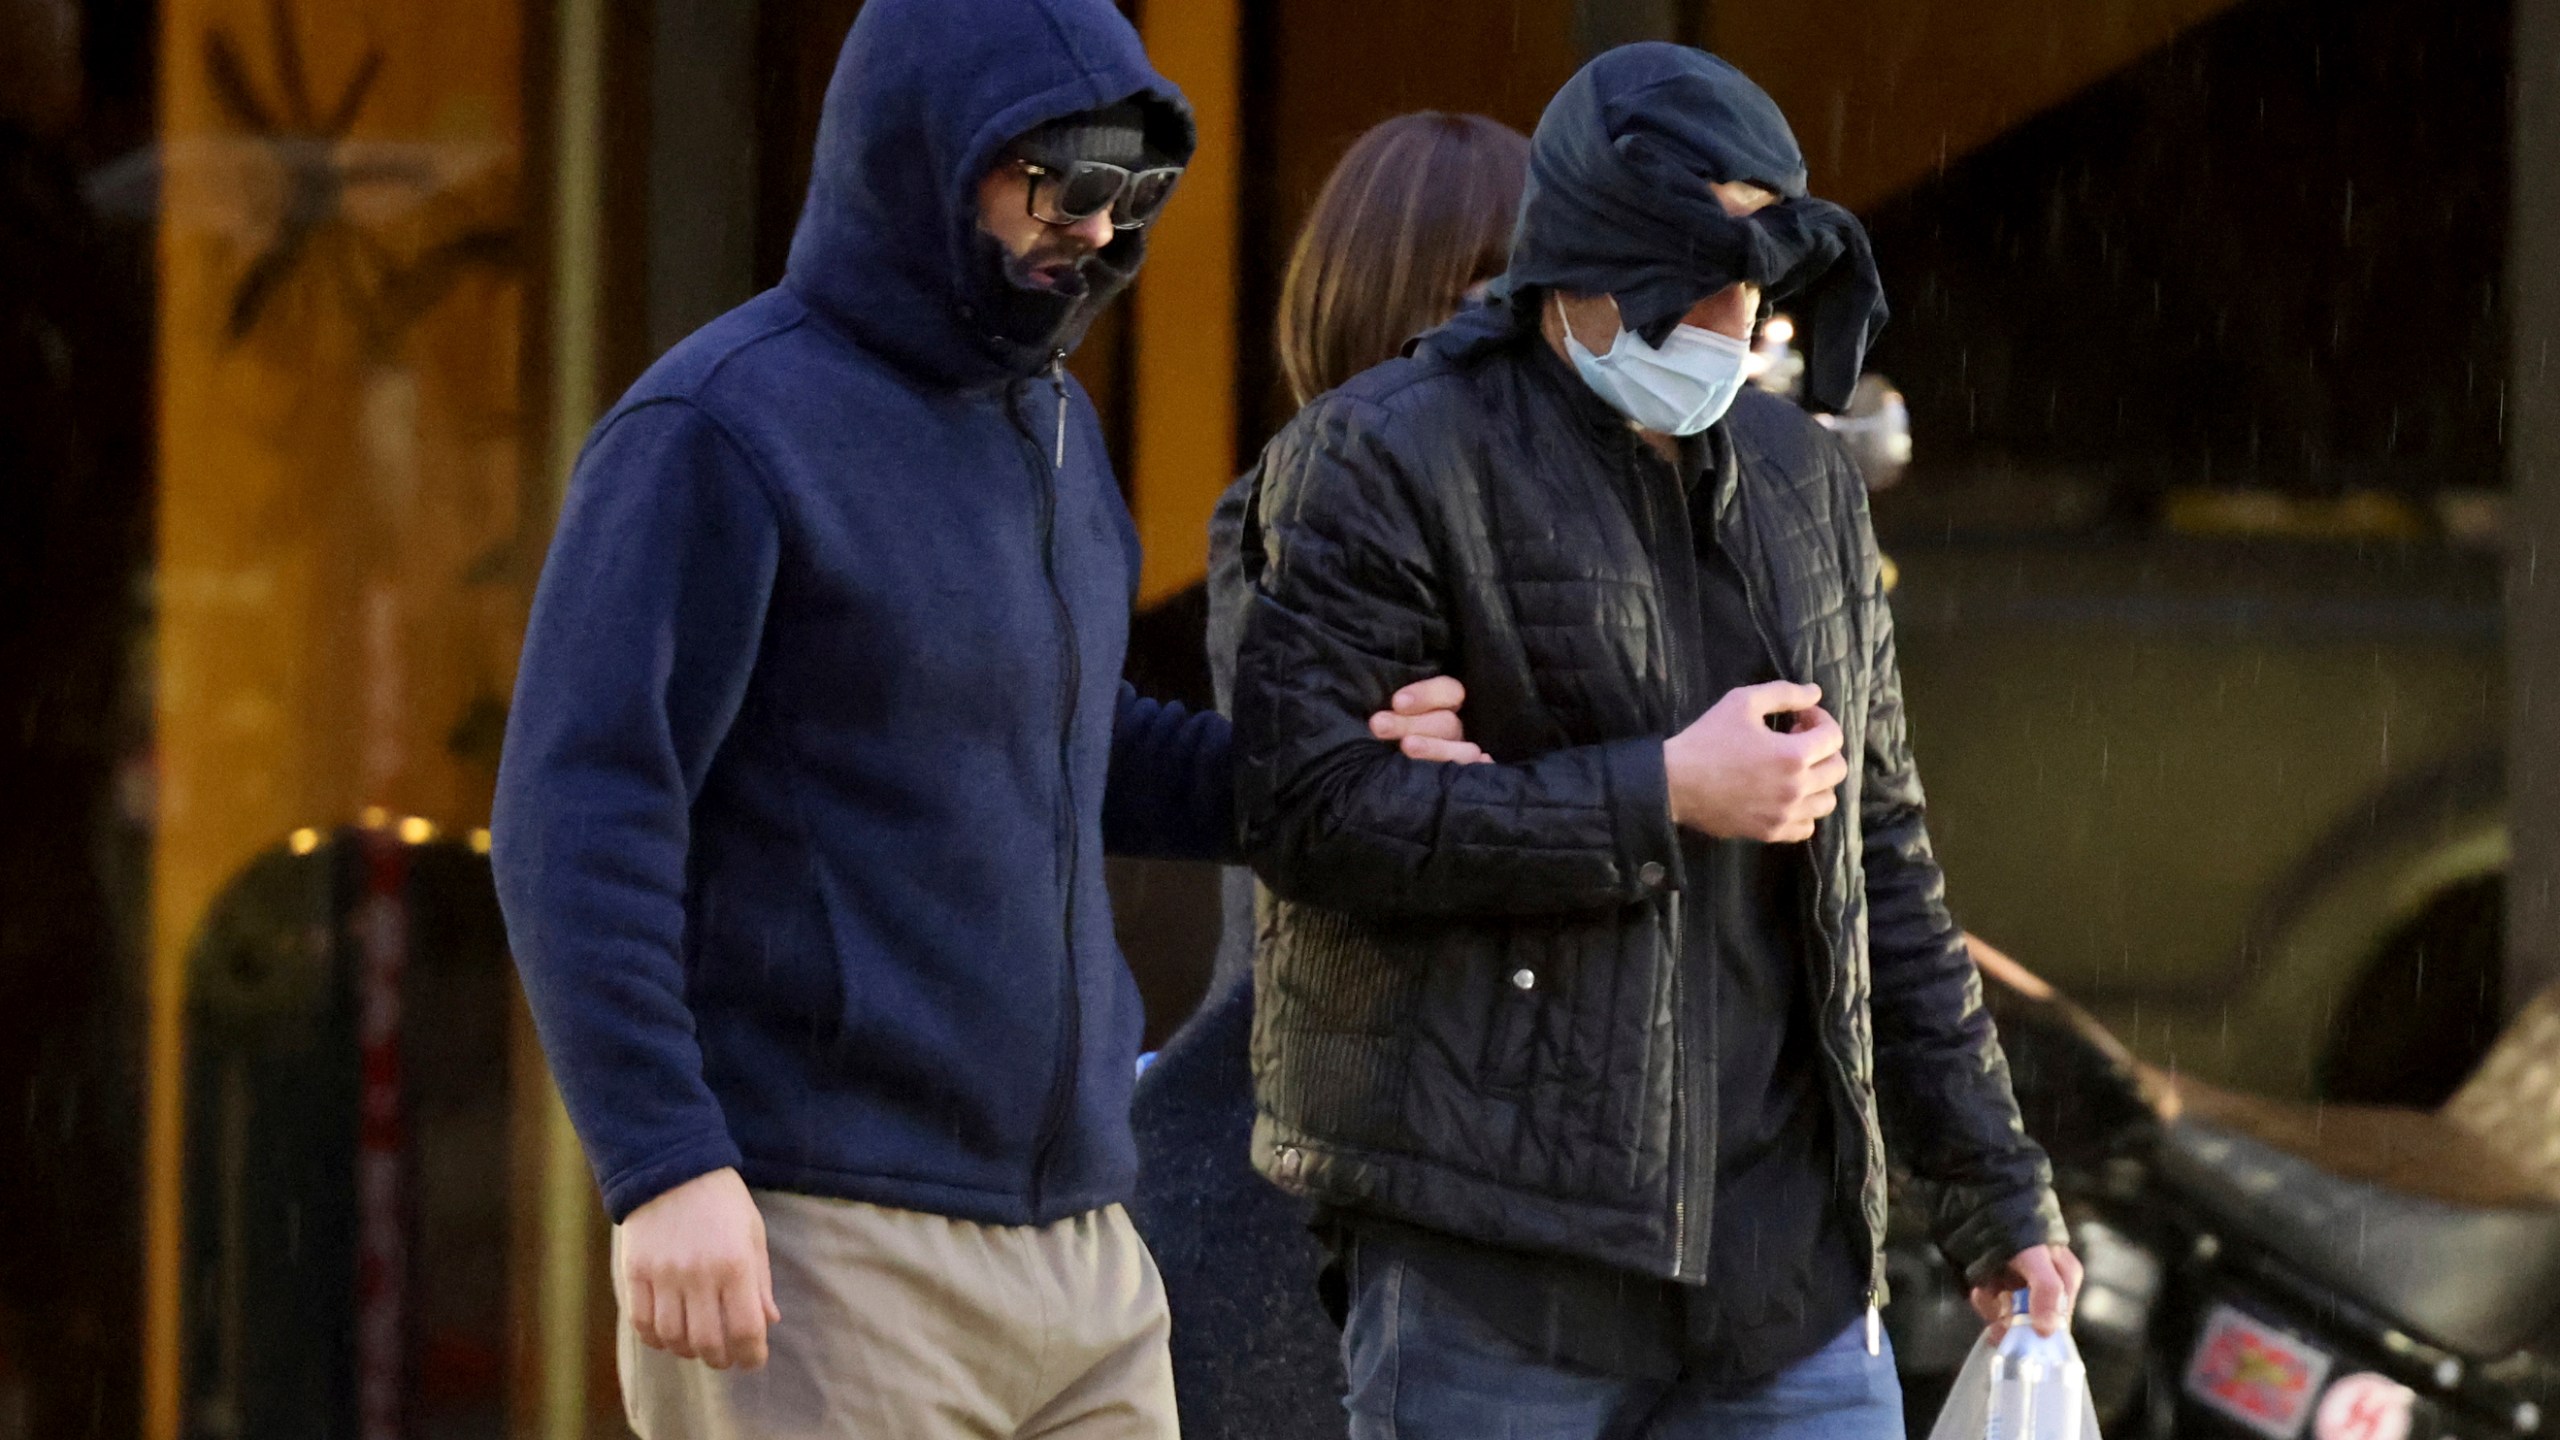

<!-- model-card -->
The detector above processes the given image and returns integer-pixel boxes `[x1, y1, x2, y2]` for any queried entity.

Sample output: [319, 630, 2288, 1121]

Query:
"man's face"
[976, 160, 1120, 292]
[1555, 179, 1782, 352]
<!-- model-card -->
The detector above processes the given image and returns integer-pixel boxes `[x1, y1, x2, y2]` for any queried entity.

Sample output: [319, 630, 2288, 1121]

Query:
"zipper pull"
[1866, 1302, 1882, 1357]
[1049, 351, 1069, 468]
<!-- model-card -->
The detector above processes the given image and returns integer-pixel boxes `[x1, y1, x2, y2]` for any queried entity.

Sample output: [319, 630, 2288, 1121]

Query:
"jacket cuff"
[599, 1131, 748, 1224]
[1944, 1183, 2072, 1286]
[1600, 736, 1683, 900]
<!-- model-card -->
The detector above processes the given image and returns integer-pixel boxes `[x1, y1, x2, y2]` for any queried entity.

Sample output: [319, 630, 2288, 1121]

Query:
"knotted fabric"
[1504, 43, 1887, 413]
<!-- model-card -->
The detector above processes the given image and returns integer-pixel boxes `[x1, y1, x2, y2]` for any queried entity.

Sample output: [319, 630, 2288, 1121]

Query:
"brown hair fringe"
[1276, 112, 1530, 409]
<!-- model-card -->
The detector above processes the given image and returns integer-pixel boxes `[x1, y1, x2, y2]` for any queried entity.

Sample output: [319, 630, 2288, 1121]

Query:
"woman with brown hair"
[1219, 108, 1530, 751]
[1128, 110, 1530, 1440]
[1270, 112, 1532, 418]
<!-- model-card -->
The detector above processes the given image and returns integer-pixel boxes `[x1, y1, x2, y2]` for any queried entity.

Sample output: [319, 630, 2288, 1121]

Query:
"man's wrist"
[602, 1133, 749, 1224]
[1951, 1189, 2071, 1286]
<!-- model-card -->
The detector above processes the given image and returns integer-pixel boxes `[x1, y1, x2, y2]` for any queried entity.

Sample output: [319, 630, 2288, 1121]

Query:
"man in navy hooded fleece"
[491, 0, 1476, 1433]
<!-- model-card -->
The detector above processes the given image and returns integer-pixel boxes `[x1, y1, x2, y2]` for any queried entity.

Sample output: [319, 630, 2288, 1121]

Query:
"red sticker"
[2185, 1305, 2335, 1439]
[2315, 1373, 2417, 1440]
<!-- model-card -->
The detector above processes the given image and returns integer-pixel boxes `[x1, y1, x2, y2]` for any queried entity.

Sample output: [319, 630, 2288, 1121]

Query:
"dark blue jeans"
[1341, 1244, 1905, 1440]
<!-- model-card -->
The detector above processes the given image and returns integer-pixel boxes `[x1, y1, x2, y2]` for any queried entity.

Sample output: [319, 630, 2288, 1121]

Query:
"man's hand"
[1663, 682, 1848, 841]
[1369, 676, 1488, 765]
[1970, 1243, 2085, 1337]
[620, 1167, 782, 1371]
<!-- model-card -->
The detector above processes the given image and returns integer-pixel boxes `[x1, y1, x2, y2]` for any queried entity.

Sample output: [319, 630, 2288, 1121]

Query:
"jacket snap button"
[1512, 968, 1537, 991]
[1638, 860, 1667, 888]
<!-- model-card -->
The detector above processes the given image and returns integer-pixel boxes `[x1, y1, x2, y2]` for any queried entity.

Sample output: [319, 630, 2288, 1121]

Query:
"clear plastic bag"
[1926, 1321, 2105, 1440]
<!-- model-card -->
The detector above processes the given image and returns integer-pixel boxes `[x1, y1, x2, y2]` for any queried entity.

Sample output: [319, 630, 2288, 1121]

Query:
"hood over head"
[1503, 43, 1886, 412]
[785, 0, 1195, 389]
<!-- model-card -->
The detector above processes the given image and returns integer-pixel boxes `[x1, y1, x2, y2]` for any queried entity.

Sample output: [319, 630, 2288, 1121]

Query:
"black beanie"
[1013, 100, 1153, 169]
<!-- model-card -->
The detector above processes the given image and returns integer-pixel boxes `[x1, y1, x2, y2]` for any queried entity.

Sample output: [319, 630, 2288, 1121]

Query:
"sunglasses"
[1012, 158, 1183, 231]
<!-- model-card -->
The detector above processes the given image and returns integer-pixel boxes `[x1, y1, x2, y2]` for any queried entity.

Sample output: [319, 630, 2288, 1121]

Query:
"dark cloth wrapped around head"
[1503, 43, 1887, 413]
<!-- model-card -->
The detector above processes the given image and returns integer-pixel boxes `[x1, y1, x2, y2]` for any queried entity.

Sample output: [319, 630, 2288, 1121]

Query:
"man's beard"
[967, 231, 1134, 374]
[999, 238, 1099, 296]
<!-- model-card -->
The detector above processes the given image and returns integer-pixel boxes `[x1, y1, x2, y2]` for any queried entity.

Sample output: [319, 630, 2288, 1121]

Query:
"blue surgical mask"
[1556, 292, 1754, 436]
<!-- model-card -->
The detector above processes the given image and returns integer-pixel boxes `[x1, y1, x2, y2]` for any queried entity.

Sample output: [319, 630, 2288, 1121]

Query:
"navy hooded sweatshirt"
[492, 0, 1229, 1227]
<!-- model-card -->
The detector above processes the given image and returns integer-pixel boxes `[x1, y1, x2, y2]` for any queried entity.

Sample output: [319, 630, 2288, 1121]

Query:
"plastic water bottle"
[1984, 1292, 2087, 1440]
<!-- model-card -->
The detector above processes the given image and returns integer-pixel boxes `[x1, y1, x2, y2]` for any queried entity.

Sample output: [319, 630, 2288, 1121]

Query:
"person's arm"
[1103, 685, 1236, 862]
[1108, 465, 1480, 866]
[1205, 467, 1258, 715]
[491, 398, 773, 1221]
[1234, 395, 1681, 920]
[1847, 462, 2071, 1305]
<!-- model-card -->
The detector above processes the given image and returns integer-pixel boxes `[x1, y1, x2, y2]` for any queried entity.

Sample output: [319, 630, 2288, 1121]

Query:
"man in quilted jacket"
[1232, 44, 2081, 1440]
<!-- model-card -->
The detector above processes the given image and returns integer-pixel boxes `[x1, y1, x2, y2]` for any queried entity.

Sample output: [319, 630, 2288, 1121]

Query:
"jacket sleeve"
[490, 399, 773, 1222]
[1104, 684, 1237, 861]
[1234, 396, 1682, 920]
[1851, 472, 2070, 1282]
[1204, 467, 1257, 714]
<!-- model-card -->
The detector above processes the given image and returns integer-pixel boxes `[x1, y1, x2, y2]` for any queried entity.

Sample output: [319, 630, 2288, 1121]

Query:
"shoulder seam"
[693, 306, 812, 394]
[1292, 362, 1475, 434]
[603, 396, 791, 532]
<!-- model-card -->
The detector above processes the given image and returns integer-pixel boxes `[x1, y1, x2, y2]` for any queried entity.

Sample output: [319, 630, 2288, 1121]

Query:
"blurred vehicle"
[1885, 941, 2560, 1440]
[1806, 0, 2515, 1112]
[1884, 482, 2504, 1106]
[1759, 330, 2508, 1107]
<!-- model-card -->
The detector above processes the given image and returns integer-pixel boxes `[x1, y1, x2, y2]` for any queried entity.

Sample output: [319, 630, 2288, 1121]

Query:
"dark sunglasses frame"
[1011, 158, 1183, 231]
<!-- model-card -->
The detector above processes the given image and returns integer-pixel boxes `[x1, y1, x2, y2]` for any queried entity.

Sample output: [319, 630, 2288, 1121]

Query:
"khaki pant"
[616, 1193, 1176, 1440]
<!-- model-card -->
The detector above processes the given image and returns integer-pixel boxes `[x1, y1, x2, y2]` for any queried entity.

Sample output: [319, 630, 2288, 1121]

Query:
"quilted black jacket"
[1231, 301, 2066, 1296]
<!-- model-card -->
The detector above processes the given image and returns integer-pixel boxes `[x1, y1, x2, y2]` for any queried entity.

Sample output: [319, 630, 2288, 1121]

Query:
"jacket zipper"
[1628, 437, 1707, 1282]
[1021, 351, 1085, 1212]
[1052, 353, 1070, 468]
[1666, 890, 1691, 1280]
[1719, 474, 1887, 1336]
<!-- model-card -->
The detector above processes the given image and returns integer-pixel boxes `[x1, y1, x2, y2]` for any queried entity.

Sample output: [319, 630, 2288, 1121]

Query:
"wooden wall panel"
[1243, 0, 1582, 443]
[145, 1, 530, 1433]
[1709, 0, 2249, 210]
[1131, 0, 1244, 603]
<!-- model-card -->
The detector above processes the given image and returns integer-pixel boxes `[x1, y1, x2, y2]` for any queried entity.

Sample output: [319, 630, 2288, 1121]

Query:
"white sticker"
[2315, 1373, 2417, 1440]
[2185, 1304, 2335, 1440]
